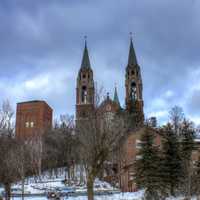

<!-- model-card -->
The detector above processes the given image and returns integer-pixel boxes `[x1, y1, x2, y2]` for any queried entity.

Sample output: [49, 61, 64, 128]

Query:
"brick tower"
[125, 36, 144, 119]
[76, 39, 94, 122]
[15, 100, 52, 140]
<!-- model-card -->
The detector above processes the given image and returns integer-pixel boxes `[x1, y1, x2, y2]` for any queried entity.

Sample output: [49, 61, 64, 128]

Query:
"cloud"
[0, 0, 200, 125]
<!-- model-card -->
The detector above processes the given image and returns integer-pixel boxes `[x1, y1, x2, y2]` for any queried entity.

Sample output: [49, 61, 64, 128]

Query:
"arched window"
[81, 86, 87, 103]
[130, 81, 137, 100]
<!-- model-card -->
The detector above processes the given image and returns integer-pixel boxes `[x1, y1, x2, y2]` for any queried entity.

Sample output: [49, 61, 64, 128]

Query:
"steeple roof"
[113, 85, 120, 106]
[81, 39, 91, 69]
[128, 36, 138, 66]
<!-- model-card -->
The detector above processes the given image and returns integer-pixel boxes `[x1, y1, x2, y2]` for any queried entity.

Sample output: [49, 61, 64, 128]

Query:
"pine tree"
[160, 123, 183, 197]
[180, 120, 195, 199]
[135, 126, 161, 200]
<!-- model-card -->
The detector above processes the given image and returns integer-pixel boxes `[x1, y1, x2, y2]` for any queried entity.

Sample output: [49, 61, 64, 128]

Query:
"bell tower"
[76, 38, 95, 121]
[125, 35, 144, 118]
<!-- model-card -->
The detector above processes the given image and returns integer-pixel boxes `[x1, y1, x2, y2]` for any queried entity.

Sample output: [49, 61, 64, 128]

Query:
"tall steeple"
[76, 37, 94, 121]
[81, 37, 91, 69]
[128, 34, 138, 67]
[125, 34, 144, 119]
[113, 85, 120, 106]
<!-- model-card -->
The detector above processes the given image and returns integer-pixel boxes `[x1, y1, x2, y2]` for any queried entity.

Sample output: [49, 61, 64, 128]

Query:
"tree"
[0, 136, 19, 200]
[76, 103, 125, 200]
[160, 123, 183, 197]
[15, 140, 32, 200]
[179, 120, 195, 200]
[169, 106, 184, 135]
[0, 100, 14, 137]
[135, 126, 162, 200]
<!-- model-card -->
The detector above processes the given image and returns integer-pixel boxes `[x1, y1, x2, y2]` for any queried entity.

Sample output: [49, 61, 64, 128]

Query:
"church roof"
[81, 40, 91, 69]
[128, 37, 138, 67]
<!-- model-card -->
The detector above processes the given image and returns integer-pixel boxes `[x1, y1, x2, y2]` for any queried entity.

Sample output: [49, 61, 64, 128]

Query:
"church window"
[131, 70, 135, 75]
[81, 86, 87, 103]
[83, 74, 86, 79]
[130, 81, 137, 100]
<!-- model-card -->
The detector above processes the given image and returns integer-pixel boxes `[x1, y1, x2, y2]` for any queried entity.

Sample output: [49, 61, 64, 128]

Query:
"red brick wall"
[15, 101, 52, 140]
[119, 128, 161, 192]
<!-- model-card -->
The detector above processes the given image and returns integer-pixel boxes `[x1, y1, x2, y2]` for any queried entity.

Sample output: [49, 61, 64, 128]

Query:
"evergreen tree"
[160, 123, 183, 197]
[180, 119, 195, 199]
[135, 126, 161, 200]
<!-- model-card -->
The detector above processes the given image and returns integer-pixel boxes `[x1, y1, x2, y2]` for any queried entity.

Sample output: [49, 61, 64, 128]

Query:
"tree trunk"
[22, 176, 25, 200]
[68, 166, 71, 184]
[87, 174, 94, 200]
[4, 183, 11, 200]
[80, 164, 84, 184]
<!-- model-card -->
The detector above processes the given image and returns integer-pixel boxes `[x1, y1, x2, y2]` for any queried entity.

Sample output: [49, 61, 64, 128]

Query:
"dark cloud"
[0, 0, 200, 124]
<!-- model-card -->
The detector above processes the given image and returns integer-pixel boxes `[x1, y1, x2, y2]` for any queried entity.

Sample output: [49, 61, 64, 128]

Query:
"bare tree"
[0, 100, 14, 137]
[15, 140, 32, 200]
[76, 87, 126, 200]
[0, 137, 19, 200]
[169, 106, 184, 135]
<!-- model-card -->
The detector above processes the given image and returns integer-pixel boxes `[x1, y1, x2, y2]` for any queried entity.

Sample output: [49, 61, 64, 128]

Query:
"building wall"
[15, 100, 52, 139]
[119, 127, 161, 192]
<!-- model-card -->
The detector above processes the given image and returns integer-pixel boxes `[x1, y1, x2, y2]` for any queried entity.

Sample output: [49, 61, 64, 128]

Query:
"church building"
[75, 36, 146, 192]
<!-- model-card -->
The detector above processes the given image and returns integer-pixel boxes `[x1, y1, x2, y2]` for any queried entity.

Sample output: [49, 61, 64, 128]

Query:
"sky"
[0, 0, 200, 125]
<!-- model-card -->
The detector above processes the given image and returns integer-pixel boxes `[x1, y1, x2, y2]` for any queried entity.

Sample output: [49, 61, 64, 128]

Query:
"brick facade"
[119, 128, 161, 192]
[15, 100, 52, 139]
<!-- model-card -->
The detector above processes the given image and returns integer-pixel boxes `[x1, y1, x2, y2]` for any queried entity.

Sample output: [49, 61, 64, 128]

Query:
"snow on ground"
[10, 193, 198, 200]
[12, 191, 144, 200]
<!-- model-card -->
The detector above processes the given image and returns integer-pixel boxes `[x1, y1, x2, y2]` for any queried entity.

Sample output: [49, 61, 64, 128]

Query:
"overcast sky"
[0, 0, 200, 125]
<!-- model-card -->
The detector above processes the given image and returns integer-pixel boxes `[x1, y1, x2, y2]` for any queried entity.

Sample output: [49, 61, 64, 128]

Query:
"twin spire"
[79, 34, 138, 106]
[81, 34, 138, 69]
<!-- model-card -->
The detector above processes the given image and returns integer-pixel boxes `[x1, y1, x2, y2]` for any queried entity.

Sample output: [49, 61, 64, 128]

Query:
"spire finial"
[84, 35, 87, 46]
[130, 32, 133, 40]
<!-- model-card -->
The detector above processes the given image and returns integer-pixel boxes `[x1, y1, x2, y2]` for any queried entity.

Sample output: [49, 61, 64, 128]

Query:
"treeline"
[0, 100, 78, 200]
[135, 106, 200, 200]
[0, 95, 125, 200]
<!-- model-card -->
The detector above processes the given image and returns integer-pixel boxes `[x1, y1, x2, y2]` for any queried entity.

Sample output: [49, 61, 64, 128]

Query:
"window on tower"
[81, 86, 87, 103]
[25, 122, 29, 128]
[130, 81, 137, 100]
